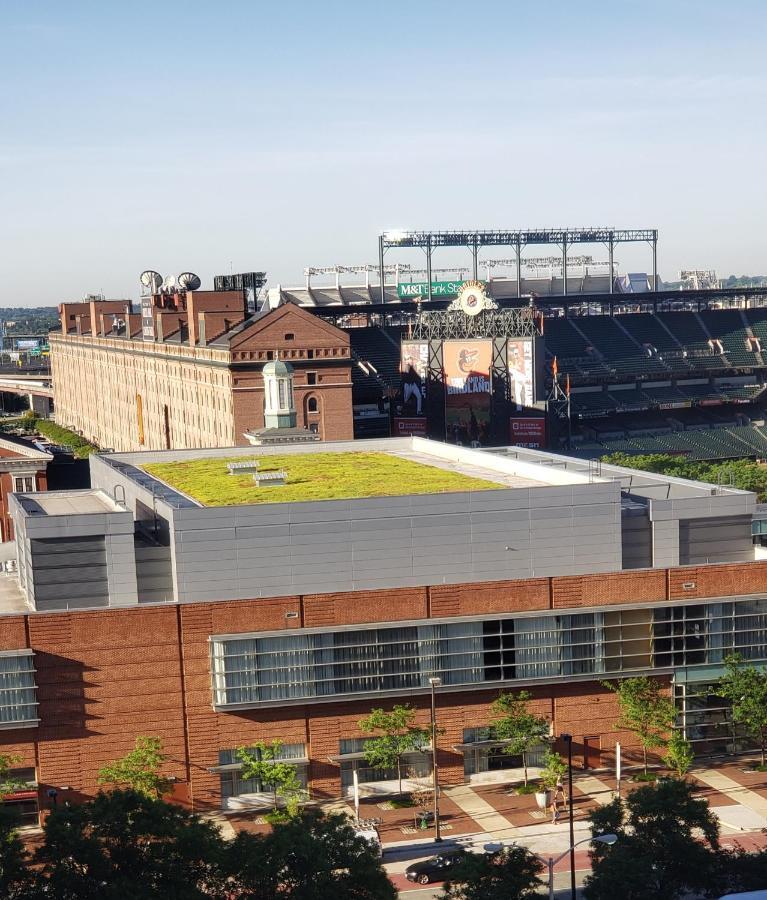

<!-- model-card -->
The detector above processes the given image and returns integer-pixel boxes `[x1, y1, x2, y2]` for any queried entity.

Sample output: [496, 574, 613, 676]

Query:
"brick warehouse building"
[49, 289, 353, 451]
[0, 438, 766, 821]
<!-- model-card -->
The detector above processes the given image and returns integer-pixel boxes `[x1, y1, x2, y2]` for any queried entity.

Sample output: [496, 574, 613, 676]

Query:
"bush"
[515, 782, 541, 795]
[35, 420, 98, 457]
[632, 772, 658, 783]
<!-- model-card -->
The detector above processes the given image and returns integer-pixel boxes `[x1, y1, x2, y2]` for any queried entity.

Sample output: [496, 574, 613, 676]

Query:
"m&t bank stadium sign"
[398, 281, 472, 299]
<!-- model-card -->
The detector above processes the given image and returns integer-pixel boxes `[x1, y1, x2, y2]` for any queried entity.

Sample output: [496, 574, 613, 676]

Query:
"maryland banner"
[443, 339, 492, 446]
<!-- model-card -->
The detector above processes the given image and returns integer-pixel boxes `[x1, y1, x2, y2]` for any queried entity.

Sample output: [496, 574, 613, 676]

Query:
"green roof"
[142, 451, 502, 506]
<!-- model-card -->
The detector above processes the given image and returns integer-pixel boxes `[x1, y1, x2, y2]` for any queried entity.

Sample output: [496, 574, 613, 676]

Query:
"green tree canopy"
[716, 653, 767, 765]
[358, 705, 429, 795]
[584, 779, 721, 900]
[97, 736, 172, 799]
[490, 691, 550, 785]
[440, 846, 543, 900]
[224, 808, 396, 900]
[602, 676, 676, 773]
[602, 453, 767, 501]
[663, 731, 694, 778]
[236, 741, 304, 816]
[0, 805, 35, 900]
[36, 789, 228, 900]
[0, 754, 26, 800]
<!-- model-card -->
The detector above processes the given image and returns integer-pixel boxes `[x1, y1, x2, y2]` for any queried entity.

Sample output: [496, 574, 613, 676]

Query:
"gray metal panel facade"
[164, 482, 623, 602]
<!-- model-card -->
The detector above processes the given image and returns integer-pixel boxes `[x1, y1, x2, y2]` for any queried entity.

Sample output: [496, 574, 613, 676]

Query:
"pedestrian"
[550, 794, 559, 824]
[554, 777, 567, 812]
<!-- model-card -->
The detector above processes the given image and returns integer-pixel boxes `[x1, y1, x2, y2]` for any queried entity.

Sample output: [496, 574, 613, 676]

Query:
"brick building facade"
[1, 564, 730, 815]
[1, 439, 765, 821]
[50, 294, 353, 452]
[0, 436, 51, 543]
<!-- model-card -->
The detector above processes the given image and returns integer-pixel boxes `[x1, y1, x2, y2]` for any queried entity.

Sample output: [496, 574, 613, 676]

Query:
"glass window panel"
[0, 654, 37, 725]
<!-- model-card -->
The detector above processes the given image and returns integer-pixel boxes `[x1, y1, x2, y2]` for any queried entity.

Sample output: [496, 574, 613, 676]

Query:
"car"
[404, 848, 466, 885]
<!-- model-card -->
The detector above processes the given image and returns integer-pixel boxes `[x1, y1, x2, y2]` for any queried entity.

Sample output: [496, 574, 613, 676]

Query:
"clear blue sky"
[1, 0, 766, 305]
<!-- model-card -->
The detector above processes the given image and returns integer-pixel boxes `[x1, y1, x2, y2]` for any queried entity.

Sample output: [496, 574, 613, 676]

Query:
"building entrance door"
[583, 736, 601, 770]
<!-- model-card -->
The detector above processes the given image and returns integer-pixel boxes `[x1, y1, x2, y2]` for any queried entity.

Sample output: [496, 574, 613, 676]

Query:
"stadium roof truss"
[378, 227, 659, 302]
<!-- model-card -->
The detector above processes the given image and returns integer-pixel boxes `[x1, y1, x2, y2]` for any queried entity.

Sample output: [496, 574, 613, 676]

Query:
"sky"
[1, 0, 766, 306]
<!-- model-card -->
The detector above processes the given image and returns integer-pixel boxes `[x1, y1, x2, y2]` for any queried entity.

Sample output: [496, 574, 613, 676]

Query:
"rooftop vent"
[227, 460, 260, 475]
[253, 470, 288, 488]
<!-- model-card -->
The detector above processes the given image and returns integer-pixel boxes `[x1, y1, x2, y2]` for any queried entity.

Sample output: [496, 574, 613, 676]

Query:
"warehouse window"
[13, 476, 34, 493]
[0, 652, 38, 727]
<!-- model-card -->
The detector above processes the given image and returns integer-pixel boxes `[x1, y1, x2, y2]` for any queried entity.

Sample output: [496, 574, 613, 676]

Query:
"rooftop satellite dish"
[140, 270, 163, 292]
[177, 272, 201, 291]
[162, 275, 177, 292]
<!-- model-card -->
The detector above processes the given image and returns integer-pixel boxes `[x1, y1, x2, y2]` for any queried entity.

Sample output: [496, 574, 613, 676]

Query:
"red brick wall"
[0, 466, 48, 542]
[3, 558, 767, 814]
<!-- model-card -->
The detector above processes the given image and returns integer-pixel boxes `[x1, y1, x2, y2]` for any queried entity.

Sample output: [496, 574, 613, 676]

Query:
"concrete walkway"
[696, 768, 767, 814]
[574, 775, 617, 806]
[442, 784, 520, 839]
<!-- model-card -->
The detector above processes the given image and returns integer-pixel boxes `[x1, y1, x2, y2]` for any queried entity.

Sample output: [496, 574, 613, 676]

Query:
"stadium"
[260, 228, 767, 464]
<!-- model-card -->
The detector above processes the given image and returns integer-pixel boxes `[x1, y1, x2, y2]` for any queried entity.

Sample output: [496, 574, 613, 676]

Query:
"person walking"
[554, 778, 567, 813]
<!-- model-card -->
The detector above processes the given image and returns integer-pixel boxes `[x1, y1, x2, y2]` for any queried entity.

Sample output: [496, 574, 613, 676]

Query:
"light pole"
[429, 676, 442, 843]
[544, 834, 617, 900]
[560, 733, 576, 900]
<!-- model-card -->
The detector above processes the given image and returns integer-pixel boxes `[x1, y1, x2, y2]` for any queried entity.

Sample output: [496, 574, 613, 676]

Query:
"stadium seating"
[570, 392, 617, 416]
[574, 317, 668, 376]
[699, 309, 761, 367]
[569, 424, 767, 462]
[616, 313, 681, 352]
[348, 325, 403, 400]
[745, 308, 767, 347]
[340, 286, 374, 304]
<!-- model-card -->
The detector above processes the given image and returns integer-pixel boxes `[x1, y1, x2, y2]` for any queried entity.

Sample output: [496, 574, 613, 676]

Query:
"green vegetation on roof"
[143, 451, 501, 506]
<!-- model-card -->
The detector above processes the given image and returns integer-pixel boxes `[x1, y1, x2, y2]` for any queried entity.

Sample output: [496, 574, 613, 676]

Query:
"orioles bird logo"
[457, 347, 479, 373]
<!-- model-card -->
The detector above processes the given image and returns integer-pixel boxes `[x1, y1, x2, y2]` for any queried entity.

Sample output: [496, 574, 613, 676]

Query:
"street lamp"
[560, 733, 575, 900]
[429, 676, 442, 843]
[544, 834, 617, 900]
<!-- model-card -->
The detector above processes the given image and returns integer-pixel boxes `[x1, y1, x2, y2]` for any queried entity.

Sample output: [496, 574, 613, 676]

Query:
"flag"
[565, 373, 571, 397]
[552, 356, 559, 380]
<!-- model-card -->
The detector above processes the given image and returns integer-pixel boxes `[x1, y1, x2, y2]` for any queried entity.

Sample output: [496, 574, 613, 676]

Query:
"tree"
[0, 754, 26, 799]
[663, 731, 694, 778]
[236, 741, 304, 817]
[358, 705, 429, 796]
[714, 844, 767, 897]
[583, 779, 720, 900]
[97, 736, 172, 799]
[715, 653, 767, 766]
[601, 453, 767, 503]
[224, 808, 396, 900]
[440, 845, 543, 900]
[602, 677, 676, 774]
[0, 805, 35, 900]
[490, 691, 550, 786]
[36, 789, 228, 900]
[539, 749, 567, 789]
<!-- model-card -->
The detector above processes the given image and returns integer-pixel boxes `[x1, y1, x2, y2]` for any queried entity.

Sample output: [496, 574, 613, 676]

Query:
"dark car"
[404, 848, 466, 885]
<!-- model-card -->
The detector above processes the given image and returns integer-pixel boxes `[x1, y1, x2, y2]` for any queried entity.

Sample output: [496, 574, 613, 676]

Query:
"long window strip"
[213, 620, 607, 670]
[216, 632, 767, 687]
[212, 602, 767, 703]
[217, 631, 664, 678]
[218, 656, 674, 702]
